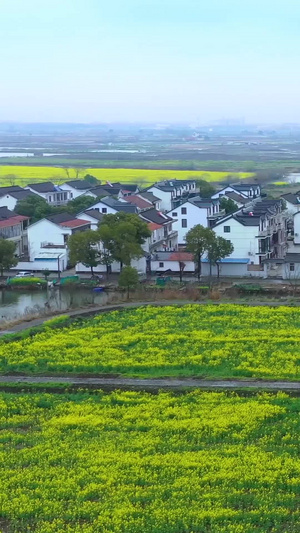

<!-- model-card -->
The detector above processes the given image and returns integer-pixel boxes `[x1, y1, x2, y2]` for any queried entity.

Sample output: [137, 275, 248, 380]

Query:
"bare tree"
[4, 174, 17, 186]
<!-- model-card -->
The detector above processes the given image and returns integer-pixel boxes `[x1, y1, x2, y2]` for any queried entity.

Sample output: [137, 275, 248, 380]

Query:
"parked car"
[13, 271, 32, 278]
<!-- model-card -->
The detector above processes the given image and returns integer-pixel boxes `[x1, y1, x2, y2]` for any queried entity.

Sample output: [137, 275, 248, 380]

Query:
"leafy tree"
[66, 195, 98, 215]
[68, 230, 100, 274]
[41, 269, 51, 280]
[118, 266, 139, 299]
[98, 248, 114, 278]
[194, 179, 216, 198]
[185, 225, 215, 280]
[0, 239, 18, 276]
[84, 174, 100, 186]
[219, 197, 238, 214]
[15, 195, 54, 222]
[97, 213, 150, 269]
[207, 236, 234, 278]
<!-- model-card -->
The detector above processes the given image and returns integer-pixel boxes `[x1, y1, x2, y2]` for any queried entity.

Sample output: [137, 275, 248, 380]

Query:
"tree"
[73, 167, 85, 180]
[185, 225, 215, 280]
[68, 230, 100, 274]
[15, 195, 55, 222]
[219, 197, 238, 214]
[0, 239, 18, 276]
[194, 179, 216, 198]
[97, 213, 151, 269]
[207, 236, 234, 279]
[84, 174, 100, 186]
[66, 195, 98, 215]
[4, 174, 17, 186]
[41, 269, 51, 280]
[118, 266, 139, 299]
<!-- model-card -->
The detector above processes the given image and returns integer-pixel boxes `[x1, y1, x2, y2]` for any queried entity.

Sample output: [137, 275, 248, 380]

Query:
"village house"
[281, 193, 300, 215]
[167, 196, 221, 245]
[139, 208, 178, 253]
[18, 213, 91, 273]
[146, 179, 197, 212]
[0, 207, 29, 258]
[88, 196, 137, 215]
[212, 199, 287, 276]
[0, 188, 37, 211]
[60, 180, 94, 199]
[137, 191, 162, 210]
[211, 183, 261, 201]
[25, 182, 71, 206]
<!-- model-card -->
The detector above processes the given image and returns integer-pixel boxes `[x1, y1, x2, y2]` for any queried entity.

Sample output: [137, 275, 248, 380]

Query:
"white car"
[13, 271, 32, 278]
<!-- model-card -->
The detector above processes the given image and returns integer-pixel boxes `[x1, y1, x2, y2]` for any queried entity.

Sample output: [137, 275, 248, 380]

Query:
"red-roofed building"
[124, 195, 153, 211]
[0, 207, 29, 257]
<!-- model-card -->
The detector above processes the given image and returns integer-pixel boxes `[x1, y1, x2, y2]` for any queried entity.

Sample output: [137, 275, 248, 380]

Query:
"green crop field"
[0, 390, 299, 532]
[1, 304, 300, 380]
[0, 165, 253, 187]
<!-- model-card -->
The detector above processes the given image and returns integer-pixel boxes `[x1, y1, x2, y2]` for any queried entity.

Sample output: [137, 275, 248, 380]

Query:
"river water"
[0, 288, 111, 323]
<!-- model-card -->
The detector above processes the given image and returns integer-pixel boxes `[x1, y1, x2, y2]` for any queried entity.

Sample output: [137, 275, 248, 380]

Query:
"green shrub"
[9, 277, 47, 286]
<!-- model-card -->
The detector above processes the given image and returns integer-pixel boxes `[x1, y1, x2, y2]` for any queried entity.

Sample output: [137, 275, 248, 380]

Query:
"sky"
[1, 0, 300, 124]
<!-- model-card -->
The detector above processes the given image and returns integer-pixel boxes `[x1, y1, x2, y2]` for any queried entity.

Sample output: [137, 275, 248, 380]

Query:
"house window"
[172, 212, 177, 216]
[102, 208, 107, 213]
[181, 207, 187, 214]
[290, 263, 295, 272]
[49, 196, 52, 202]
[224, 226, 231, 233]
[182, 219, 187, 228]
[159, 262, 164, 268]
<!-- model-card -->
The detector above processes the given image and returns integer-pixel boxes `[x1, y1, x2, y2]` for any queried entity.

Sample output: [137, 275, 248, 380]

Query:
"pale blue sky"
[1, 0, 300, 123]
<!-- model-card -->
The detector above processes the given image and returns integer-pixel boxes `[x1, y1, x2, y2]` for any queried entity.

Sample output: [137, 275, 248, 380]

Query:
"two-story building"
[23, 213, 90, 272]
[25, 182, 72, 206]
[0, 207, 29, 257]
[213, 199, 286, 276]
[139, 208, 178, 253]
[0, 189, 38, 211]
[88, 196, 138, 215]
[147, 179, 197, 212]
[167, 196, 221, 245]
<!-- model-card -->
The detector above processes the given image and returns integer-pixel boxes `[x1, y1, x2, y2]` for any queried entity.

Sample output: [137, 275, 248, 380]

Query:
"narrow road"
[0, 375, 300, 391]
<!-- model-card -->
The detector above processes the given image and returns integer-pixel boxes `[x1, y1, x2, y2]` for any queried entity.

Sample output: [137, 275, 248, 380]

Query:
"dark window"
[172, 212, 177, 216]
[159, 262, 164, 268]
[102, 207, 107, 213]
[181, 207, 187, 214]
[290, 263, 295, 272]
[224, 226, 230, 233]
[182, 219, 187, 228]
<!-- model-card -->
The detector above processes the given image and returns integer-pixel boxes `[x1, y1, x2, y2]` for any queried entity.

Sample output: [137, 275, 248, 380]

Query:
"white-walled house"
[146, 186, 174, 212]
[281, 193, 300, 215]
[88, 196, 137, 215]
[167, 197, 221, 245]
[25, 182, 71, 206]
[137, 192, 162, 211]
[20, 214, 91, 272]
[212, 184, 260, 200]
[147, 180, 197, 212]
[213, 199, 287, 275]
[60, 180, 93, 199]
[0, 189, 38, 211]
[75, 209, 103, 230]
[211, 185, 248, 200]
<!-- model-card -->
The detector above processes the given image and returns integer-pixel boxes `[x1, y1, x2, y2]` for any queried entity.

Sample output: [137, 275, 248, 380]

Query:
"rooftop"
[27, 182, 57, 193]
[141, 208, 172, 225]
[65, 180, 92, 190]
[139, 191, 161, 203]
[124, 195, 152, 209]
[82, 209, 104, 221]
[0, 185, 23, 195]
[225, 191, 248, 204]
[60, 218, 90, 229]
[281, 193, 300, 205]
[0, 214, 29, 228]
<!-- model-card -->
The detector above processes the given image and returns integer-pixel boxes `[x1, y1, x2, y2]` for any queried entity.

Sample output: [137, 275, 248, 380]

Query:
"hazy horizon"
[1, 0, 300, 124]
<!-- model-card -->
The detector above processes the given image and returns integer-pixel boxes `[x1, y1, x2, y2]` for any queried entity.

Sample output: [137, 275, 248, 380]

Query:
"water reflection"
[0, 288, 110, 322]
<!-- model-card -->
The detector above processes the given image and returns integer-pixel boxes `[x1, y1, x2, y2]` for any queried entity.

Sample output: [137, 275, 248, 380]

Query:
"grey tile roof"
[0, 186, 23, 195]
[139, 191, 161, 203]
[65, 180, 92, 190]
[281, 193, 300, 205]
[140, 208, 172, 225]
[46, 213, 75, 224]
[27, 182, 56, 193]
[225, 191, 248, 204]
[83, 209, 104, 221]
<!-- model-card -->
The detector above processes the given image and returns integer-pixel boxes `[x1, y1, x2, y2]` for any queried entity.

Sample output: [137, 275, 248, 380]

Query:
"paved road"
[0, 375, 300, 391]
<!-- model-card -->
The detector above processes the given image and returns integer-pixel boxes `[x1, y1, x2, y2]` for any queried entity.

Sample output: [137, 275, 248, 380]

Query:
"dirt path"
[0, 375, 300, 391]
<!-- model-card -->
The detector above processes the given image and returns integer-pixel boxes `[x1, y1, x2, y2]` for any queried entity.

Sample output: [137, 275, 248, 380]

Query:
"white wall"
[147, 187, 172, 212]
[167, 202, 208, 244]
[88, 200, 117, 215]
[11, 258, 67, 272]
[211, 186, 244, 199]
[75, 213, 100, 231]
[76, 257, 146, 274]
[28, 219, 71, 261]
[60, 183, 90, 199]
[294, 213, 300, 244]
[285, 200, 300, 215]
[0, 195, 18, 210]
[213, 217, 259, 264]
[151, 259, 195, 272]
